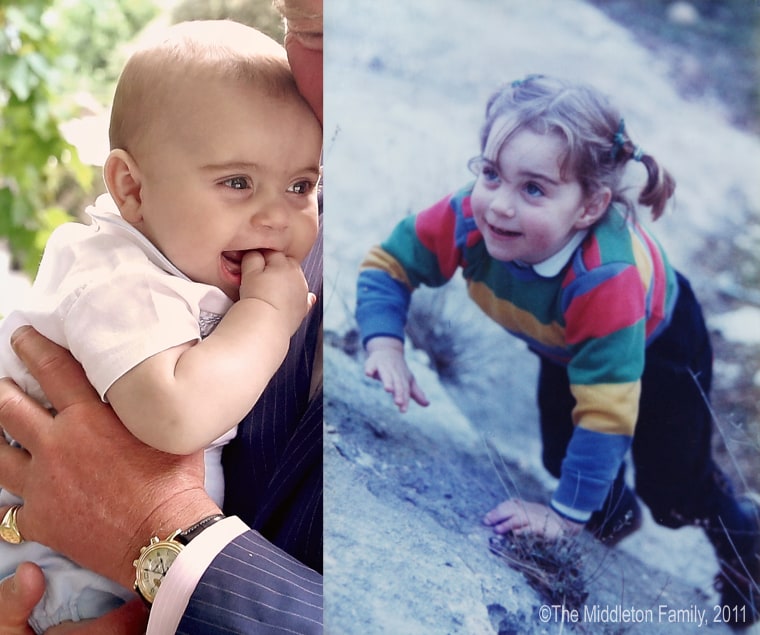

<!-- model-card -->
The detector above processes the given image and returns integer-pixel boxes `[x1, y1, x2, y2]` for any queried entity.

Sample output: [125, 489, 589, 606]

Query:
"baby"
[0, 19, 321, 632]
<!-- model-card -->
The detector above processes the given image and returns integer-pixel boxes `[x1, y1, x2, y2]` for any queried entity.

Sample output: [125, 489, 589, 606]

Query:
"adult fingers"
[10, 327, 98, 412]
[0, 378, 42, 475]
[0, 562, 44, 633]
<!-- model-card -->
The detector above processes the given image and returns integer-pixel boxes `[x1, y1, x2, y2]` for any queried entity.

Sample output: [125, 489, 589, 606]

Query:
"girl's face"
[470, 128, 607, 264]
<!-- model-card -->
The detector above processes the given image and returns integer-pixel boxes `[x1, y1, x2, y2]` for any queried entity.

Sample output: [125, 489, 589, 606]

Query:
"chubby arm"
[107, 250, 315, 454]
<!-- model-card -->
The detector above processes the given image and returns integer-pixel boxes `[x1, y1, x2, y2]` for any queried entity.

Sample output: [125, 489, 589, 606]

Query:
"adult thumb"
[0, 562, 45, 631]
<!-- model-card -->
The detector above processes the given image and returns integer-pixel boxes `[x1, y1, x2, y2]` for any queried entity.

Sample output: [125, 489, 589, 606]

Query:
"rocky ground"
[323, 0, 760, 632]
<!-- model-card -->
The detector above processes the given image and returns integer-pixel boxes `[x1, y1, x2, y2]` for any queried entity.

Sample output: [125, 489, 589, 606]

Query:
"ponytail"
[611, 119, 675, 221]
[637, 153, 675, 221]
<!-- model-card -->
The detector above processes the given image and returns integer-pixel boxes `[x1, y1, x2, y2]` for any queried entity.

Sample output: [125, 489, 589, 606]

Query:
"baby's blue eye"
[287, 180, 314, 195]
[223, 176, 251, 190]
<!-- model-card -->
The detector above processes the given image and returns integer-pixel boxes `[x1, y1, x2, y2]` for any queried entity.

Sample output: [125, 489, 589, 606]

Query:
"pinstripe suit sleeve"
[176, 529, 323, 634]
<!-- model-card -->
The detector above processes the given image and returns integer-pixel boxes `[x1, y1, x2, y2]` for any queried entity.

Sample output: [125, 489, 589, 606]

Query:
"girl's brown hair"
[480, 75, 675, 220]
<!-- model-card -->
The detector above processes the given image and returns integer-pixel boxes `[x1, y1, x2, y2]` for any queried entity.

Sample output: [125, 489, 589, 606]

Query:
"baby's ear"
[576, 187, 612, 229]
[103, 149, 143, 223]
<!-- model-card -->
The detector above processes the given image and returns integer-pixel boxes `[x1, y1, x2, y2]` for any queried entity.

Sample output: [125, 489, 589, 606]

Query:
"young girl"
[356, 75, 758, 626]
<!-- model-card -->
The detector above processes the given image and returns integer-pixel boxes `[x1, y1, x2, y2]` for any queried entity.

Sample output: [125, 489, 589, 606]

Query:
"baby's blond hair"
[109, 20, 299, 154]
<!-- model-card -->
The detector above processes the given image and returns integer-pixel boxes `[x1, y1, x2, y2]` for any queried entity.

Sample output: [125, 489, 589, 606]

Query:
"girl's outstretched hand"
[483, 499, 584, 540]
[364, 336, 430, 413]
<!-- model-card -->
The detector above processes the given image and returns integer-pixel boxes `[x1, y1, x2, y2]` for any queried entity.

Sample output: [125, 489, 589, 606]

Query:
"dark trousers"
[538, 272, 736, 529]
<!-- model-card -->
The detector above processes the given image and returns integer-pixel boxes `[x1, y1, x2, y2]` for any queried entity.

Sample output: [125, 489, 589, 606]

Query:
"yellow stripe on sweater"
[571, 381, 641, 436]
[360, 246, 413, 289]
[468, 280, 566, 348]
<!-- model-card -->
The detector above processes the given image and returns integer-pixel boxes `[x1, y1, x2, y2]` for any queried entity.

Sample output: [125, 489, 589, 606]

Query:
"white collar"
[517, 229, 588, 278]
[86, 193, 189, 281]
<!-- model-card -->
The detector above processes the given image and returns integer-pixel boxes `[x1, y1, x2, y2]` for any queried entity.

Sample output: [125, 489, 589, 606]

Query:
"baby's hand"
[364, 336, 430, 413]
[239, 250, 315, 335]
[483, 499, 584, 540]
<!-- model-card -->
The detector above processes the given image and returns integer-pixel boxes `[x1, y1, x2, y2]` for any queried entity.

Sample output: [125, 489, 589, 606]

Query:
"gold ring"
[0, 504, 24, 544]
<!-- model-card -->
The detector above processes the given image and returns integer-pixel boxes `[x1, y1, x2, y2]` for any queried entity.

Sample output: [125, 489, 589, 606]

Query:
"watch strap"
[177, 513, 226, 545]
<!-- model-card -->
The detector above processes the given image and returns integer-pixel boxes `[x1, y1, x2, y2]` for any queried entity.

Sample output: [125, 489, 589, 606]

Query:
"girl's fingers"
[409, 378, 429, 407]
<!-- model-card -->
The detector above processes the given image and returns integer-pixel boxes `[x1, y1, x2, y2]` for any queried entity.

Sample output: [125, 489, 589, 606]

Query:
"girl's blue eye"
[223, 176, 250, 190]
[482, 165, 500, 183]
[525, 182, 544, 197]
[287, 180, 314, 195]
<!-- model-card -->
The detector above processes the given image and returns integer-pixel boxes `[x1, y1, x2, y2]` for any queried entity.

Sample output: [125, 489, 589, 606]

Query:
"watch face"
[135, 540, 183, 602]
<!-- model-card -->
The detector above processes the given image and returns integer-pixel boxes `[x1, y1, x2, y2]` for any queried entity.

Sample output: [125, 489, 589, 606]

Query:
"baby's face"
[132, 78, 321, 300]
[469, 128, 591, 265]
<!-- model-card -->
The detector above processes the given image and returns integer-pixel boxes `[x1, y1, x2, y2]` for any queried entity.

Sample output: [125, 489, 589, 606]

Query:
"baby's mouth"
[221, 250, 247, 275]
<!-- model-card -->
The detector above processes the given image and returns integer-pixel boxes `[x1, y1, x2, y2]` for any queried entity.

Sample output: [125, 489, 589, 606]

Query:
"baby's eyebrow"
[200, 161, 258, 172]
[200, 161, 321, 177]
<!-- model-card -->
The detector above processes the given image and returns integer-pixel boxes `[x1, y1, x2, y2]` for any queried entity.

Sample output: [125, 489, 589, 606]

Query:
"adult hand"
[0, 563, 148, 634]
[364, 336, 430, 413]
[0, 326, 220, 590]
[483, 499, 584, 540]
[0, 563, 147, 635]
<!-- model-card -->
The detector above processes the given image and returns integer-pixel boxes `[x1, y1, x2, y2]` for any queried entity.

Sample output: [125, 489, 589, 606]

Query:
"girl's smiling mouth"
[488, 224, 521, 238]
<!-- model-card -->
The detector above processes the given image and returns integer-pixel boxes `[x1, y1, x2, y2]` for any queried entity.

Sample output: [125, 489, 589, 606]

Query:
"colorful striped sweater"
[356, 183, 679, 522]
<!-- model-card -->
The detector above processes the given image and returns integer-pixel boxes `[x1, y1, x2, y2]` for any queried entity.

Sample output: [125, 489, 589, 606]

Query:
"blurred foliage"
[0, 0, 158, 278]
[587, 0, 760, 133]
[46, 0, 160, 103]
[172, 0, 284, 41]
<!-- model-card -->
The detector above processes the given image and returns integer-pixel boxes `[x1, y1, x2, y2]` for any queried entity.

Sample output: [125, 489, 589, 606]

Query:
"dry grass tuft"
[489, 532, 589, 611]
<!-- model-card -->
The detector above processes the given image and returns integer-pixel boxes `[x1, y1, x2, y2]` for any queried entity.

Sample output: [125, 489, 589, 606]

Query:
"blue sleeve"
[177, 530, 323, 634]
[356, 268, 412, 346]
[550, 427, 632, 522]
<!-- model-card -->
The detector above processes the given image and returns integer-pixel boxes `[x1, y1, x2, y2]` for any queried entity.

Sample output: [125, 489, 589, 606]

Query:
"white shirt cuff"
[146, 516, 249, 635]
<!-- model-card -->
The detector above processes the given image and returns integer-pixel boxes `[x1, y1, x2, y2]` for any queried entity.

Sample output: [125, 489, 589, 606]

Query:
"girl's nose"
[490, 187, 517, 218]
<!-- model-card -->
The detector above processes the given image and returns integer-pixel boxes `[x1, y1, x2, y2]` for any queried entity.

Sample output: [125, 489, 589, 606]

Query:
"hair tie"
[632, 146, 644, 162]
[511, 73, 545, 89]
[611, 118, 626, 160]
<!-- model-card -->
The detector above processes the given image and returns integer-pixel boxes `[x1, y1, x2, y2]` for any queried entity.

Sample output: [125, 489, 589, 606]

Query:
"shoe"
[713, 494, 760, 629]
[586, 486, 642, 547]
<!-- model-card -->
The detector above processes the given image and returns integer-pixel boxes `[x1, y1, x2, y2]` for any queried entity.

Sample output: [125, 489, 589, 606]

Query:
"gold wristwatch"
[133, 513, 225, 604]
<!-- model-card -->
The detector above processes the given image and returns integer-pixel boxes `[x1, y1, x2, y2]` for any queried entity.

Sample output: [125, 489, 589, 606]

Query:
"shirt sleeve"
[356, 192, 465, 345]
[550, 260, 648, 521]
[147, 516, 323, 634]
[63, 269, 204, 400]
[147, 516, 248, 634]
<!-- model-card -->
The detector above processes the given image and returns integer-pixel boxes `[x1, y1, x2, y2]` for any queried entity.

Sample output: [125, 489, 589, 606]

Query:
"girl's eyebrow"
[519, 170, 561, 186]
